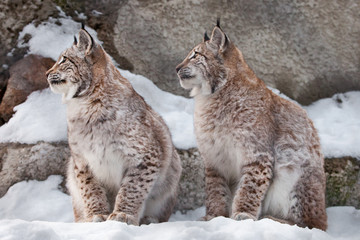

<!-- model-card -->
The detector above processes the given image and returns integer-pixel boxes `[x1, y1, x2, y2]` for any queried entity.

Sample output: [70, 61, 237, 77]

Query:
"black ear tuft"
[73, 36, 78, 45]
[81, 22, 85, 30]
[216, 18, 221, 29]
[204, 31, 210, 41]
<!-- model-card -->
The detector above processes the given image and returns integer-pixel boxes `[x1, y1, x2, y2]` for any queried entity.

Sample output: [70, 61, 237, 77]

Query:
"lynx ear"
[204, 31, 210, 42]
[77, 29, 94, 54]
[210, 26, 229, 52]
[73, 36, 78, 45]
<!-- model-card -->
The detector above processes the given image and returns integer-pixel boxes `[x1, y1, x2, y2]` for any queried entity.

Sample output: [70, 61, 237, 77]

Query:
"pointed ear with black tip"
[204, 31, 210, 42]
[210, 26, 229, 52]
[73, 36, 78, 45]
[216, 18, 221, 28]
[77, 29, 94, 54]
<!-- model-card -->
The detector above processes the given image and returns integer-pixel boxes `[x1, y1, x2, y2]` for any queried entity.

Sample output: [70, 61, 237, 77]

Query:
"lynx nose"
[46, 69, 51, 78]
[175, 64, 183, 73]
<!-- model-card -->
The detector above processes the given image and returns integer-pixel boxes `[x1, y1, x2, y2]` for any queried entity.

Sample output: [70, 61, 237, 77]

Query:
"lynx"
[176, 22, 327, 230]
[46, 27, 182, 225]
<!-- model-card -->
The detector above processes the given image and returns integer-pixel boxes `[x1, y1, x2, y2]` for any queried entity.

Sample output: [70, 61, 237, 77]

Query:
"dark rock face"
[0, 141, 359, 211]
[325, 157, 360, 208]
[0, 55, 55, 123]
[0, 0, 57, 106]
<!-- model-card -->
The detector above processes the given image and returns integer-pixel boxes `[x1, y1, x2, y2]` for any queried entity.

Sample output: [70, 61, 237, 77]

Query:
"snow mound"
[305, 91, 360, 159]
[0, 177, 359, 240]
[0, 89, 67, 143]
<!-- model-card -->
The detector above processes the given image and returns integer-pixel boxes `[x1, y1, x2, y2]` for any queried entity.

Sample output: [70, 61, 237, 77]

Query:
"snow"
[0, 89, 67, 143]
[17, 7, 100, 61]
[304, 91, 360, 159]
[0, 176, 359, 240]
[0, 7, 359, 240]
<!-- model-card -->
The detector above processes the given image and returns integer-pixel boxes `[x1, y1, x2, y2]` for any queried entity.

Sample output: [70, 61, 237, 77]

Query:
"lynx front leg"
[232, 155, 273, 221]
[107, 161, 159, 225]
[71, 158, 110, 222]
[202, 167, 231, 221]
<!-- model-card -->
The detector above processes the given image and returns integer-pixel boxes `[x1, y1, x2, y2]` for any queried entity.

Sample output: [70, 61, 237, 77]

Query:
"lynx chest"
[194, 95, 248, 181]
[67, 107, 129, 189]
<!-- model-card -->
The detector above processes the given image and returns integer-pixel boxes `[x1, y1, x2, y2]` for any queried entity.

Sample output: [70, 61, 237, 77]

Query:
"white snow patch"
[91, 10, 103, 16]
[17, 8, 100, 61]
[0, 176, 73, 222]
[0, 88, 67, 143]
[75, 11, 87, 20]
[0, 177, 359, 240]
[304, 91, 360, 159]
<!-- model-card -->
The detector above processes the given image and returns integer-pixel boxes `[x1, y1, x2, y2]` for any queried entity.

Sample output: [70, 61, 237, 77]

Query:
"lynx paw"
[199, 215, 216, 221]
[231, 212, 256, 221]
[140, 216, 159, 225]
[87, 214, 108, 222]
[107, 212, 139, 226]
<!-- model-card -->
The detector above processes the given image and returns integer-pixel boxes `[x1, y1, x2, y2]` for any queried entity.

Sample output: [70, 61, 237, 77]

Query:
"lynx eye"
[59, 56, 67, 64]
[189, 51, 197, 60]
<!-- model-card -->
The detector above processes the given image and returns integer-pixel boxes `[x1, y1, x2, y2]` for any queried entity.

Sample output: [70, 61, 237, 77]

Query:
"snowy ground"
[0, 176, 359, 240]
[0, 7, 360, 240]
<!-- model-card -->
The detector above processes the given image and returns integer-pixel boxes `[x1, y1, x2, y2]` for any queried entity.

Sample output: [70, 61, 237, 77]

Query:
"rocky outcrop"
[0, 142, 69, 198]
[176, 148, 205, 211]
[1, 141, 359, 211]
[1, 0, 359, 108]
[325, 157, 360, 207]
[0, 55, 55, 123]
[0, 0, 57, 106]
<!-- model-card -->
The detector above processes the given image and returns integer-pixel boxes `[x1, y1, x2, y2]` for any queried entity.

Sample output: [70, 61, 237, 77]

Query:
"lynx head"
[46, 28, 102, 101]
[176, 22, 242, 96]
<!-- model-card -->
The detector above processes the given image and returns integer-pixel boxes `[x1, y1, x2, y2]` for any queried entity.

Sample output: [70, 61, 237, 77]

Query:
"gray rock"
[1, 141, 359, 211]
[325, 157, 360, 208]
[111, 0, 360, 104]
[0, 142, 69, 197]
[176, 148, 205, 211]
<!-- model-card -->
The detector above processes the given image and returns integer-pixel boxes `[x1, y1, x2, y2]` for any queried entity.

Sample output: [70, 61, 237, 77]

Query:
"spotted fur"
[47, 29, 182, 225]
[176, 24, 327, 230]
